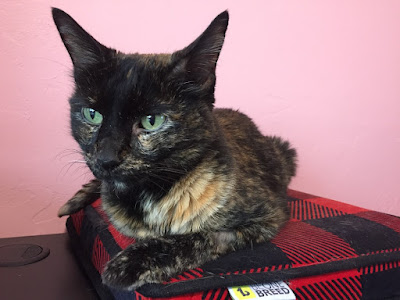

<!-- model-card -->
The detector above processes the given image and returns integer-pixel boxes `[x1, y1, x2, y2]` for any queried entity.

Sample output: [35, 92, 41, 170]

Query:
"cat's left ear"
[171, 11, 229, 90]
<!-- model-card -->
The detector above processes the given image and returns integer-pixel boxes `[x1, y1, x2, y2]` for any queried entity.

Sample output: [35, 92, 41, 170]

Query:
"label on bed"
[228, 281, 296, 300]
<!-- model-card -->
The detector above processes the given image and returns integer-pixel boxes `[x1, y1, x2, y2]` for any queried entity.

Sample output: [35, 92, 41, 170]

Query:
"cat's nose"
[96, 148, 121, 170]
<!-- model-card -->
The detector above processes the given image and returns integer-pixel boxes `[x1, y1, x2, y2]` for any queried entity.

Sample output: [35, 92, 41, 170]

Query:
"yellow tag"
[231, 286, 257, 299]
[228, 282, 296, 300]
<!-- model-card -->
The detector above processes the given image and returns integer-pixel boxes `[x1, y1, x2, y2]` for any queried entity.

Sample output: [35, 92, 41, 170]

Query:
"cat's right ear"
[52, 8, 110, 72]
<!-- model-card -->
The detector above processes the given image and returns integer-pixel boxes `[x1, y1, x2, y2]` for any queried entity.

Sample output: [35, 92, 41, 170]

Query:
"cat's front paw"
[58, 179, 101, 217]
[57, 202, 76, 217]
[101, 241, 172, 291]
[101, 248, 144, 290]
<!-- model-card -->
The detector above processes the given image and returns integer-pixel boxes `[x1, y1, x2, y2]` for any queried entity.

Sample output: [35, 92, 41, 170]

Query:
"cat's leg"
[101, 223, 282, 291]
[58, 179, 101, 217]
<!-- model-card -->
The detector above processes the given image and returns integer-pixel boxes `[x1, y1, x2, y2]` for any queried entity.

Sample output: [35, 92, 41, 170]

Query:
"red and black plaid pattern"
[66, 190, 400, 300]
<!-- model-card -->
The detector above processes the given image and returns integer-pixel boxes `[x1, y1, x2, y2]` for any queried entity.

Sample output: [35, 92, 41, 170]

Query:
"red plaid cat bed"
[66, 190, 400, 299]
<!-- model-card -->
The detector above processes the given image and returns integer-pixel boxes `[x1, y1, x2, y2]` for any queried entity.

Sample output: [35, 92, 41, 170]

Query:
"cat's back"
[213, 108, 263, 144]
[213, 108, 270, 166]
[213, 108, 296, 189]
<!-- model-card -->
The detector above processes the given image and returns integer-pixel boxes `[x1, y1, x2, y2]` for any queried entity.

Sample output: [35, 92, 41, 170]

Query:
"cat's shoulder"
[212, 108, 261, 135]
[213, 108, 250, 120]
[213, 108, 256, 126]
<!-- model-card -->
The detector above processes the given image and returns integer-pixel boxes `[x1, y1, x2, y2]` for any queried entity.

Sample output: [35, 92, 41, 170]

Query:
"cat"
[52, 8, 297, 291]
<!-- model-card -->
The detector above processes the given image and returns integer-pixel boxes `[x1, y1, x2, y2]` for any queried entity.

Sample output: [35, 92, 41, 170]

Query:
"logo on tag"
[228, 281, 296, 300]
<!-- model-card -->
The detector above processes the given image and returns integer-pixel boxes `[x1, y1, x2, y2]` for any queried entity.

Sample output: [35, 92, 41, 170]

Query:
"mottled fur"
[53, 8, 296, 291]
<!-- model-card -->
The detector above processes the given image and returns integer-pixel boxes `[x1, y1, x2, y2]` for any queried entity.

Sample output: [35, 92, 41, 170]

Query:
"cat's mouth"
[89, 161, 142, 183]
[87, 161, 123, 182]
[91, 168, 115, 181]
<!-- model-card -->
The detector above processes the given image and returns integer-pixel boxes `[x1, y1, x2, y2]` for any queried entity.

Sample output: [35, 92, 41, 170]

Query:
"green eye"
[140, 114, 166, 131]
[82, 108, 103, 125]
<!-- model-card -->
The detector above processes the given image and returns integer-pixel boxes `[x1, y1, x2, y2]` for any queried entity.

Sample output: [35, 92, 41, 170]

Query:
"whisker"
[152, 168, 187, 175]
[54, 148, 84, 160]
[68, 160, 87, 164]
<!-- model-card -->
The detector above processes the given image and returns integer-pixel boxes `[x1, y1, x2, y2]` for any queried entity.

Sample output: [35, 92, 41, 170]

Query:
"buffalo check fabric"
[66, 190, 400, 299]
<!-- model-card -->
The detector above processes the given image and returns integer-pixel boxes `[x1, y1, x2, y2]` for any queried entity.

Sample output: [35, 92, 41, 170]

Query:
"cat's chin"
[106, 180, 129, 193]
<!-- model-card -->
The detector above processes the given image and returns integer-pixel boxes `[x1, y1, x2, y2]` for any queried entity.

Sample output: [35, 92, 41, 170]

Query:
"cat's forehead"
[83, 52, 174, 113]
[126, 53, 172, 66]
[111, 52, 173, 93]
[117, 52, 172, 75]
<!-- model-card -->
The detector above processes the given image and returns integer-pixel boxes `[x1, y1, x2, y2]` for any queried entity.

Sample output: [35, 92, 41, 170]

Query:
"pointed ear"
[52, 8, 110, 72]
[172, 10, 229, 88]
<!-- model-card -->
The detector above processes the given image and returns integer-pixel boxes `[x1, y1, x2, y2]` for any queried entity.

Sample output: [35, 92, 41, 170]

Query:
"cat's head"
[52, 8, 229, 190]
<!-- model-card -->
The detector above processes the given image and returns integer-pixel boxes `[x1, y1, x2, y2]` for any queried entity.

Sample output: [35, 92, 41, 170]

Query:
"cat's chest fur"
[101, 157, 235, 238]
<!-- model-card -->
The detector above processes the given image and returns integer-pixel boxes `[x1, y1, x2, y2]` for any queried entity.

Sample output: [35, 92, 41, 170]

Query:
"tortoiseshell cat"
[53, 8, 296, 290]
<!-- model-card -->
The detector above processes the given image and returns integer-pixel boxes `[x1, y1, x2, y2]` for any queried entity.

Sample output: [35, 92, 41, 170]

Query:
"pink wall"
[1, 1, 399, 238]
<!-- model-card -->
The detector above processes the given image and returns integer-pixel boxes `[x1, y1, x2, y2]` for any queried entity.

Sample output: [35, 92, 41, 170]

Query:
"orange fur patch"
[143, 160, 232, 234]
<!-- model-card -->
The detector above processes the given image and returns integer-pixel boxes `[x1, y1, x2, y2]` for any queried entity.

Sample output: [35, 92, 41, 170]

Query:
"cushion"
[66, 190, 400, 299]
